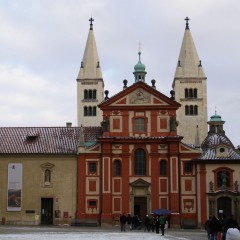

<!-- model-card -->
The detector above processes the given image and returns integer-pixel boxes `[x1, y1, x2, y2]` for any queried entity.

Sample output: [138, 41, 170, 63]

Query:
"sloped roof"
[200, 133, 240, 160]
[0, 127, 102, 154]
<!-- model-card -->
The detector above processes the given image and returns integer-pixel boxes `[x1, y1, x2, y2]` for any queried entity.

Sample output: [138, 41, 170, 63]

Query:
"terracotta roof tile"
[0, 127, 102, 154]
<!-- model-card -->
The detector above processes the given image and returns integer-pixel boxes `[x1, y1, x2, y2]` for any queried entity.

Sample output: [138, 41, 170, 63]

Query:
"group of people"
[119, 213, 167, 236]
[205, 215, 240, 240]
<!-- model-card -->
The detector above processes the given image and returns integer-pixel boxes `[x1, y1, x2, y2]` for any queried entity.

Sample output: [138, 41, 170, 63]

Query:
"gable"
[111, 88, 170, 106]
[100, 83, 179, 109]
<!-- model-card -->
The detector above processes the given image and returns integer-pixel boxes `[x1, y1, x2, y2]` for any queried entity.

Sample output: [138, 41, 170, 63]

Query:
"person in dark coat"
[155, 216, 160, 234]
[205, 216, 212, 239]
[209, 216, 222, 240]
[149, 215, 155, 232]
[126, 213, 132, 230]
[144, 215, 150, 232]
[120, 213, 127, 232]
[159, 214, 166, 236]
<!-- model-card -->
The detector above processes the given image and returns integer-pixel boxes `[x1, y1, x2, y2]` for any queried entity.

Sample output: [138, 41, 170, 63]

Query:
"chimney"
[66, 122, 72, 127]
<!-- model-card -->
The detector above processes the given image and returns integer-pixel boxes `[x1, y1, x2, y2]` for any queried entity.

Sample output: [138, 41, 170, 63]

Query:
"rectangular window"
[184, 162, 192, 173]
[135, 118, 145, 132]
[89, 200, 97, 207]
[89, 163, 97, 173]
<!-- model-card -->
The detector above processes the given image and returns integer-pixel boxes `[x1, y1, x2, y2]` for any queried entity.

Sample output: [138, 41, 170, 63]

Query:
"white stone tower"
[172, 17, 208, 146]
[76, 18, 104, 127]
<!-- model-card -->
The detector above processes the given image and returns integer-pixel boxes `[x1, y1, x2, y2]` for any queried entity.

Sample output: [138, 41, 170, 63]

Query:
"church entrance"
[134, 197, 147, 220]
[217, 197, 231, 218]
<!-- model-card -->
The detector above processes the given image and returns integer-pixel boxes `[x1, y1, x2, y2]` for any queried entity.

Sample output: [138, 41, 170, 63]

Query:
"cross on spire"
[138, 42, 142, 61]
[89, 17, 94, 30]
[185, 17, 190, 30]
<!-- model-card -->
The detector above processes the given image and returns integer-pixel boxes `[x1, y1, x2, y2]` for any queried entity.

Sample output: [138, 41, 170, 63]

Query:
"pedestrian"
[126, 213, 132, 230]
[209, 216, 222, 240]
[149, 215, 155, 232]
[159, 214, 166, 236]
[120, 213, 127, 232]
[155, 215, 160, 234]
[144, 215, 150, 232]
[205, 216, 212, 240]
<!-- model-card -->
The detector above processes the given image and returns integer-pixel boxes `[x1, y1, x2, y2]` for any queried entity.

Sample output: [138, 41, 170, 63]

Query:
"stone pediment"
[99, 82, 180, 109]
[130, 178, 150, 187]
[40, 162, 55, 169]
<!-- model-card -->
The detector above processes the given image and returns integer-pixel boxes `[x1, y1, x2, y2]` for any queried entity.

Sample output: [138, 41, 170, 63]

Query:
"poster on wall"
[7, 163, 22, 211]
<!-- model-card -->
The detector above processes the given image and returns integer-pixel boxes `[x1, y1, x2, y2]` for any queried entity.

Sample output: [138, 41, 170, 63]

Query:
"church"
[0, 17, 239, 228]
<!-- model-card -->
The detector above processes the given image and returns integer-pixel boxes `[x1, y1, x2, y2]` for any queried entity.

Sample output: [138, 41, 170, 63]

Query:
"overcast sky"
[0, 0, 239, 147]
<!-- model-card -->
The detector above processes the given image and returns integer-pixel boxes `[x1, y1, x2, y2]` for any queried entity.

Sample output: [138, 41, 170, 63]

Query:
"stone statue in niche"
[130, 88, 150, 104]
[170, 116, 178, 131]
[220, 170, 228, 188]
[234, 181, 239, 192]
[101, 117, 110, 132]
[209, 181, 214, 192]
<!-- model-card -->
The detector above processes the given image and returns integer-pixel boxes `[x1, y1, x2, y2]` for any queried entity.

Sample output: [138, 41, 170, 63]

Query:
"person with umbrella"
[159, 214, 166, 236]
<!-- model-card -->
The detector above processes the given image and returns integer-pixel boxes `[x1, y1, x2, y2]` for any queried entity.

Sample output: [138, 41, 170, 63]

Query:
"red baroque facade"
[76, 81, 201, 227]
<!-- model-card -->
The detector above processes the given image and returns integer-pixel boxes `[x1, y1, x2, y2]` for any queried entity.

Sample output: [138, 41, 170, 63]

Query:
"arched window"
[194, 88, 197, 98]
[189, 88, 193, 98]
[44, 169, 51, 183]
[114, 160, 121, 176]
[84, 106, 88, 116]
[185, 105, 189, 115]
[185, 88, 188, 98]
[190, 105, 194, 115]
[93, 106, 97, 116]
[84, 90, 88, 99]
[160, 160, 167, 175]
[93, 90, 97, 99]
[134, 148, 146, 176]
[89, 90, 93, 99]
[88, 106, 92, 116]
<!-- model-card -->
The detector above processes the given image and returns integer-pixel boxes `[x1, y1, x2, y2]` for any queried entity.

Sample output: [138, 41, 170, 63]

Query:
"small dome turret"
[133, 50, 147, 82]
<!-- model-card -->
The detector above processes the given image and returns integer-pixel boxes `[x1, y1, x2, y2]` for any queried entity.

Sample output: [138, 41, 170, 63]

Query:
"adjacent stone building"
[0, 127, 79, 225]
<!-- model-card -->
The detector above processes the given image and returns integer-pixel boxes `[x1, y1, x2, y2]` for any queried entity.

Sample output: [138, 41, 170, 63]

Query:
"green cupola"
[208, 111, 225, 134]
[133, 51, 147, 82]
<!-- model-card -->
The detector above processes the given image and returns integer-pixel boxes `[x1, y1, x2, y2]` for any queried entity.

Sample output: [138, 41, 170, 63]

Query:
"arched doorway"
[217, 197, 231, 218]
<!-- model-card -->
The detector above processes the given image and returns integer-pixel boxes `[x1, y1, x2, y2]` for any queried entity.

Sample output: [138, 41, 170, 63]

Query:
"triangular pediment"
[40, 162, 55, 169]
[99, 82, 180, 109]
[130, 178, 150, 187]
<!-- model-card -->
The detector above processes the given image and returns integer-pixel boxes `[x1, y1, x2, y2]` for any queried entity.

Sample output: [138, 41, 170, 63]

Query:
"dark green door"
[41, 198, 53, 225]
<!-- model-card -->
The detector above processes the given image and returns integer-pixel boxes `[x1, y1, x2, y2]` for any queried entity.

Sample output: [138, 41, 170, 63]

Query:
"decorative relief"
[183, 199, 194, 212]
[130, 88, 150, 104]
[111, 110, 121, 115]
[158, 110, 167, 115]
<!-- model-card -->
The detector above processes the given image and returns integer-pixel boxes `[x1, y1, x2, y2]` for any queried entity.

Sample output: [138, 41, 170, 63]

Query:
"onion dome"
[133, 51, 147, 82]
